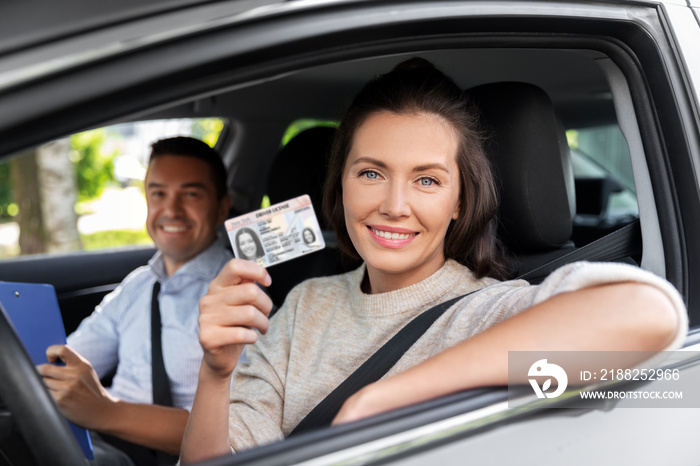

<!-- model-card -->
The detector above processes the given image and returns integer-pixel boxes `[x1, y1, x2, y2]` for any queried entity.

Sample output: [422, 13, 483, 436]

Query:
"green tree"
[70, 129, 117, 202]
[190, 118, 225, 147]
[0, 161, 12, 219]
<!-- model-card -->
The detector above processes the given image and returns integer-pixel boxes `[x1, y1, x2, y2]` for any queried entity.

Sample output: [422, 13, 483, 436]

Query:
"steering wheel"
[0, 306, 86, 465]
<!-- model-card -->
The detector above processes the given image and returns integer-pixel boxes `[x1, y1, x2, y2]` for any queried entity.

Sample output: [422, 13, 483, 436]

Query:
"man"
[38, 137, 232, 465]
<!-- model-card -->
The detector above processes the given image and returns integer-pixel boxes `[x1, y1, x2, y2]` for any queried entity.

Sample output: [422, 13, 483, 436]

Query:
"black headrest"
[468, 82, 575, 254]
[267, 126, 336, 228]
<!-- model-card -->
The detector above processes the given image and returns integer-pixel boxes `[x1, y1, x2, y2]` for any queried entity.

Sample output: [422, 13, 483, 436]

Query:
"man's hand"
[37, 345, 117, 430]
[198, 258, 273, 380]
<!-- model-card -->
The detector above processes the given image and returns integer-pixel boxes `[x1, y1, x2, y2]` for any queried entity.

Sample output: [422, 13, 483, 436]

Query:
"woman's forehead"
[345, 111, 460, 170]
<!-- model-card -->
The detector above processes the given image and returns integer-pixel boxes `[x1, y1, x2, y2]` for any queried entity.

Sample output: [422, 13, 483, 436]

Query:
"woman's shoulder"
[442, 259, 517, 293]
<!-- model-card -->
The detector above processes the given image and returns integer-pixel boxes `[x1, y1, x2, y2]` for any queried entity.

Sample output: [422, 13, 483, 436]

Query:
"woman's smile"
[367, 225, 419, 247]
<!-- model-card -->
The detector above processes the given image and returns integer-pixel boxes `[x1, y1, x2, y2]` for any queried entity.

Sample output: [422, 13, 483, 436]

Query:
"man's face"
[145, 154, 230, 275]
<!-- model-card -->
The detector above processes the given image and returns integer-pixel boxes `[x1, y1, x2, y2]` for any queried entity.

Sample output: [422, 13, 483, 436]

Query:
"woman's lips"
[367, 226, 418, 248]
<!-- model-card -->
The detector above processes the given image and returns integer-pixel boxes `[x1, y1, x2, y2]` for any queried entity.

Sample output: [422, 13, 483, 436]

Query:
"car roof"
[0, 0, 286, 55]
[0, 0, 685, 54]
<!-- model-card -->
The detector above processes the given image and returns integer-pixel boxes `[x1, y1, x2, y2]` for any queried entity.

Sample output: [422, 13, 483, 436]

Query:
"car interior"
[10, 48, 646, 328]
[2, 6, 698, 462]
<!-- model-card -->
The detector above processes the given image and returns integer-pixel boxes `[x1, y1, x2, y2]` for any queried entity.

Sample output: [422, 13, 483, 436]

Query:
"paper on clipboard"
[0, 281, 94, 460]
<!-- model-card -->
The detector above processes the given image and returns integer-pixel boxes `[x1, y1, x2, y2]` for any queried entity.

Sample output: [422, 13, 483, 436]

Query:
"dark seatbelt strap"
[518, 219, 641, 283]
[289, 220, 641, 436]
[289, 291, 474, 437]
[151, 281, 173, 407]
[150, 281, 179, 465]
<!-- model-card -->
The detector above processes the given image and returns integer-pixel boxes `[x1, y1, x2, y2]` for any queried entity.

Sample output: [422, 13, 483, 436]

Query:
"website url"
[580, 390, 683, 400]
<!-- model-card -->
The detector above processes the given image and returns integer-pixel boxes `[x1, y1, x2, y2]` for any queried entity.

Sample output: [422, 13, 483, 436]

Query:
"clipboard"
[0, 281, 94, 460]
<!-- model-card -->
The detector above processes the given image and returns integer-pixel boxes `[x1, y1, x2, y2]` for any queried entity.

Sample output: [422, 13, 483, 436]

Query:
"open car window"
[568, 124, 639, 246]
[0, 118, 226, 259]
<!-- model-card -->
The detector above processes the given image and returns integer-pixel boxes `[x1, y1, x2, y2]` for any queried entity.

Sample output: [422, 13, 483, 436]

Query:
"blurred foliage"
[280, 119, 338, 146]
[81, 228, 152, 251]
[191, 118, 225, 147]
[0, 162, 11, 219]
[71, 129, 117, 202]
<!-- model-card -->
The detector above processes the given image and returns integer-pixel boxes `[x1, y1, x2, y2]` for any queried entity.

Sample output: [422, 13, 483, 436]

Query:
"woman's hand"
[198, 258, 273, 379]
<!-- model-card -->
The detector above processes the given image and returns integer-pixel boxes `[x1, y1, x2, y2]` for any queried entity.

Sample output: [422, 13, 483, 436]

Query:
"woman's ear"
[451, 200, 460, 220]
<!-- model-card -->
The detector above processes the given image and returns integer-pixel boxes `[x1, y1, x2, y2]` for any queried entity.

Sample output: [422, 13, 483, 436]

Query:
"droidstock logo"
[528, 359, 568, 398]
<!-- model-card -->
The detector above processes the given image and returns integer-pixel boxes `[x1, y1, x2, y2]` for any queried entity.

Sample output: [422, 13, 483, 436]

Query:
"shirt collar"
[148, 237, 230, 283]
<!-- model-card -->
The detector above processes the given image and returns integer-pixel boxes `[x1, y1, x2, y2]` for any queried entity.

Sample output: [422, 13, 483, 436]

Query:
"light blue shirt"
[68, 238, 233, 411]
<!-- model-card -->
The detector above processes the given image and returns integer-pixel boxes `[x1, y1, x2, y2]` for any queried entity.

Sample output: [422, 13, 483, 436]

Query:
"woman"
[234, 227, 265, 265]
[302, 227, 317, 246]
[181, 59, 686, 462]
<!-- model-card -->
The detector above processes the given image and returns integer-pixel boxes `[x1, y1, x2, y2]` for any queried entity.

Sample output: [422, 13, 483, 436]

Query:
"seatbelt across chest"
[289, 291, 474, 436]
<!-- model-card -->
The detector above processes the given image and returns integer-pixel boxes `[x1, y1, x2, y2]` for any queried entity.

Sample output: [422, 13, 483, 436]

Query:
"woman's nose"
[379, 182, 411, 218]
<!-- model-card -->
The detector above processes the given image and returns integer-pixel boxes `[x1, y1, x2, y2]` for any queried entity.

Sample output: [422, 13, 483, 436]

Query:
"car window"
[0, 118, 226, 259]
[567, 124, 638, 246]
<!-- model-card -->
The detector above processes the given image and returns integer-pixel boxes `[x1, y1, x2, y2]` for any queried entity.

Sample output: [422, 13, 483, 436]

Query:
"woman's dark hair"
[235, 227, 264, 260]
[323, 57, 510, 280]
[150, 136, 228, 200]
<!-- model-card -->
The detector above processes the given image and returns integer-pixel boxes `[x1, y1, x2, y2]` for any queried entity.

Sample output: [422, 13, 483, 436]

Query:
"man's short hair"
[149, 136, 228, 199]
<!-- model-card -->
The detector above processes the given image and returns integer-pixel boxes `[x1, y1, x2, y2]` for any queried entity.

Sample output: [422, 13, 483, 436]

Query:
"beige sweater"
[228, 260, 688, 451]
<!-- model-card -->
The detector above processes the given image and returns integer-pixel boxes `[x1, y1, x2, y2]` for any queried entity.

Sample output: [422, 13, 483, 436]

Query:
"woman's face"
[303, 229, 315, 244]
[342, 111, 461, 293]
[238, 232, 258, 259]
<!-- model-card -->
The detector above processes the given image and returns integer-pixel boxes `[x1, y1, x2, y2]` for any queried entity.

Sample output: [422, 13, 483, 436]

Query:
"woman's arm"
[180, 259, 272, 464]
[333, 280, 683, 424]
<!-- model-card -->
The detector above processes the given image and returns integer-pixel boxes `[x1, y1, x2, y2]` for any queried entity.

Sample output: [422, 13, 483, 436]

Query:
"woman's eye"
[361, 170, 379, 180]
[419, 177, 438, 186]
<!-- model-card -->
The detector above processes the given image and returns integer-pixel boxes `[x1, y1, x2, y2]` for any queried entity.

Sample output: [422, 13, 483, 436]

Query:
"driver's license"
[224, 194, 325, 267]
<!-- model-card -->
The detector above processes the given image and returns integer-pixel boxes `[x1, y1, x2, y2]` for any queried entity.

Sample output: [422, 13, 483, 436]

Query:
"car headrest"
[468, 82, 575, 254]
[266, 126, 336, 228]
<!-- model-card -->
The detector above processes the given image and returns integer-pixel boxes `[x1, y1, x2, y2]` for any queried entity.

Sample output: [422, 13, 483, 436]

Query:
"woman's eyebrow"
[349, 156, 387, 168]
[412, 163, 450, 174]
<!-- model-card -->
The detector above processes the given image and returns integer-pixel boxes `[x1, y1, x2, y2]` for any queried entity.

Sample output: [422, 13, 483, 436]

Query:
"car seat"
[468, 82, 577, 280]
[265, 126, 348, 305]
